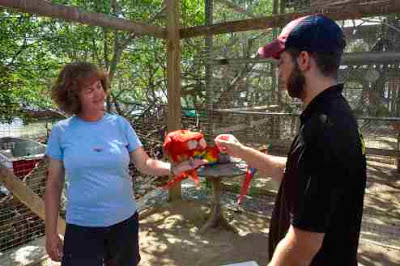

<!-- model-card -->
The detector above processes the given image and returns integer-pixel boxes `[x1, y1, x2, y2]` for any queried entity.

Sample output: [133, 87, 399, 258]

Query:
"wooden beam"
[212, 110, 400, 123]
[166, 0, 182, 201]
[342, 52, 400, 65]
[343, 68, 400, 82]
[343, 23, 382, 40]
[180, 0, 400, 38]
[0, 163, 66, 235]
[208, 52, 400, 66]
[181, 12, 293, 39]
[264, 140, 400, 158]
[215, 105, 279, 112]
[0, 0, 166, 39]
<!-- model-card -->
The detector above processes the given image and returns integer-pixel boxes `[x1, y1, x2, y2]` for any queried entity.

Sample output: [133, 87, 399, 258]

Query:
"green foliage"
[1, 1, 262, 121]
[181, 0, 205, 27]
[0, 66, 24, 122]
[1, 0, 394, 125]
[0, 10, 56, 122]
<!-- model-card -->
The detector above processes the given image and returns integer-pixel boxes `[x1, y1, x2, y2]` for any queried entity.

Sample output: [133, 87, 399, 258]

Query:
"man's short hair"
[286, 48, 343, 78]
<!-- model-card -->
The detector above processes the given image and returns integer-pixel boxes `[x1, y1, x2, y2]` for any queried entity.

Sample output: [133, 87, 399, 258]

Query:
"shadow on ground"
[138, 200, 400, 266]
[358, 241, 400, 266]
[138, 200, 269, 266]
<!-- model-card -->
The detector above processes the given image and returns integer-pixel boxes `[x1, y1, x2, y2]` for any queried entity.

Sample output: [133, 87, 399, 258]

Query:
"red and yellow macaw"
[194, 145, 220, 164]
[163, 130, 208, 189]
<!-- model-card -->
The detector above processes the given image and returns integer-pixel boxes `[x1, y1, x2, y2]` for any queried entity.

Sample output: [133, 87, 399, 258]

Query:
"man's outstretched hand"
[214, 134, 244, 158]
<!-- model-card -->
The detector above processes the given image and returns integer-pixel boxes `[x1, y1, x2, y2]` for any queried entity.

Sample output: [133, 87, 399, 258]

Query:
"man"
[215, 15, 367, 266]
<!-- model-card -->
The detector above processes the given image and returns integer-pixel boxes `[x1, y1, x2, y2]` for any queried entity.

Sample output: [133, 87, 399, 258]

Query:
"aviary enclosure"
[0, 0, 399, 265]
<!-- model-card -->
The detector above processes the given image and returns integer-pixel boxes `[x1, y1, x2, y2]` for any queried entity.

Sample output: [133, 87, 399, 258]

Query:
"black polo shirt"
[268, 84, 367, 266]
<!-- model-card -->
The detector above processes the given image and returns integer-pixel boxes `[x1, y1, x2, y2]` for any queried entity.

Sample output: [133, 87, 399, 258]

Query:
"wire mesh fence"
[0, 1, 399, 264]
[0, 118, 51, 265]
[180, 0, 400, 251]
[182, 7, 400, 150]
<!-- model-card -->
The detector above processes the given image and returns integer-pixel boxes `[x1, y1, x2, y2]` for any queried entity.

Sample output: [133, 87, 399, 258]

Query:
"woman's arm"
[130, 147, 170, 176]
[129, 147, 205, 176]
[44, 158, 65, 262]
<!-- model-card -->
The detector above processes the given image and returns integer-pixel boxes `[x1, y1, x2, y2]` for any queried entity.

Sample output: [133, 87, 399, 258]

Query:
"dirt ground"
[138, 200, 269, 266]
[137, 200, 399, 266]
[35, 158, 400, 266]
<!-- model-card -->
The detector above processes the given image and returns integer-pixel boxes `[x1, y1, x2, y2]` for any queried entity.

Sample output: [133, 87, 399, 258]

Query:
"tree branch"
[0, 0, 166, 38]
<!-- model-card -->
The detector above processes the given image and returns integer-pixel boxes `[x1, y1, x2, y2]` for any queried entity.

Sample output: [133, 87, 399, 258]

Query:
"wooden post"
[166, 0, 182, 201]
[0, 163, 66, 235]
[271, 0, 278, 109]
[397, 131, 400, 173]
[273, 0, 285, 140]
[280, 0, 286, 15]
[205, 0, 214, 142]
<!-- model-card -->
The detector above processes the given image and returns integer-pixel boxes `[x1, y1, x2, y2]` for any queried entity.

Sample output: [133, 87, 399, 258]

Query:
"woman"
[44, 62, 204, 266]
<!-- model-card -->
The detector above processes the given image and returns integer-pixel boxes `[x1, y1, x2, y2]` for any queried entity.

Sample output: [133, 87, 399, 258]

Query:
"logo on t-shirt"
[92, 147, 103, 152]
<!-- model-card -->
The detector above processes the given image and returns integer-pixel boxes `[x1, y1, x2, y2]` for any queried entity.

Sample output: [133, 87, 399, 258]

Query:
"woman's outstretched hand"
[171, 158, 208, 176]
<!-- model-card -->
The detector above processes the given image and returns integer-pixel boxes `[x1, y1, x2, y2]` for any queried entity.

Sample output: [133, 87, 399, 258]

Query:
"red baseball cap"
[258, 15, 346, 59]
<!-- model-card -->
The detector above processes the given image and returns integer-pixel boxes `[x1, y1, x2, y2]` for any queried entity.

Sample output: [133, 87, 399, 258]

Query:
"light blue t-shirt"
[46, 113, 142, 227]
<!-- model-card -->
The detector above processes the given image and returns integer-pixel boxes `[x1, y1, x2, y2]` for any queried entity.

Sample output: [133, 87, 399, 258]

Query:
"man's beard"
[286, 63, 305, 99]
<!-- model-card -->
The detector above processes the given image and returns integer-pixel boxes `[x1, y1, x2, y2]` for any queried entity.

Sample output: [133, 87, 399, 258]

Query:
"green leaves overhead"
[0, 0, 171, 121]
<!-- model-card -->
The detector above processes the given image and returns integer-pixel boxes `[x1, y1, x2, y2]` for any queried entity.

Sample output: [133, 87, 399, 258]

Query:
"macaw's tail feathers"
[162, 169, 201, 190]
[162, 173, 186, 190]
[188, 170, 200, 186]
[237, 194, 246, 205]
[236, 168, 256, 205]
[237, 147, 269, 205]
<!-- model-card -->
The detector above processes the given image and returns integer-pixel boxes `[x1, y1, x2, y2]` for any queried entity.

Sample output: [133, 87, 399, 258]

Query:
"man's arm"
[215, 136, 286, 182]
[238, 146, 286, 182]
[269, 225, 324, 266]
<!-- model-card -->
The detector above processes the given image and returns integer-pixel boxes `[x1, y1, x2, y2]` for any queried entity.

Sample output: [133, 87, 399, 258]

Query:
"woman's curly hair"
[52, 62, 109, 115]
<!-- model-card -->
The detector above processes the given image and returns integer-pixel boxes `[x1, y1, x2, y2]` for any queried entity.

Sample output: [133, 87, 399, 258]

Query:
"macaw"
[237, 167, 257, 205]
[163, 129, 207, 189]
[237, 148, 269, 205]
[195, 145, 220, 164]
[215, 134, 270, 206]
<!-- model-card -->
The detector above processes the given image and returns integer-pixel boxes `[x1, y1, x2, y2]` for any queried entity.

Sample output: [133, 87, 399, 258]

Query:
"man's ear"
[297, 51, 311, 71]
